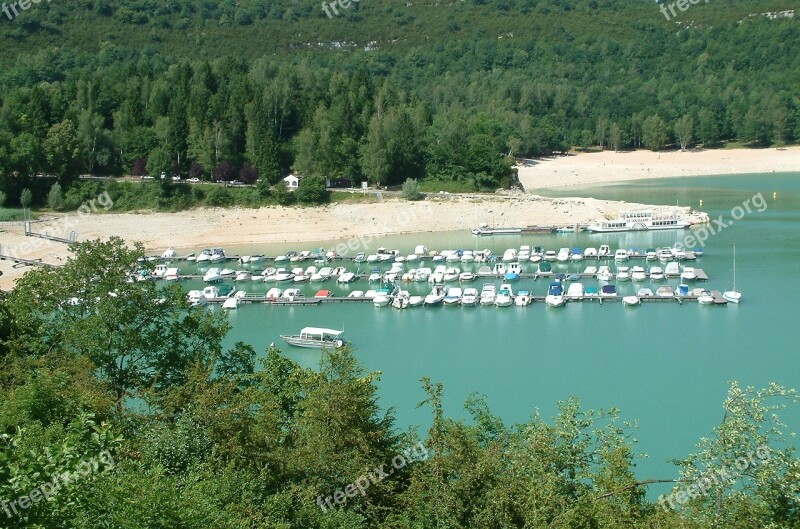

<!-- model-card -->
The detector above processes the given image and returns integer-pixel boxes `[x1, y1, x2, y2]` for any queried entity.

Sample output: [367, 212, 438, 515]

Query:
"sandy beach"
[517, 146, 800, 190]
[2, 146, 797, 290]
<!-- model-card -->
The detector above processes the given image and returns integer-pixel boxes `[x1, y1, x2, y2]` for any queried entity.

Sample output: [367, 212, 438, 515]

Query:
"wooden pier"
[0, 245, 60, 269]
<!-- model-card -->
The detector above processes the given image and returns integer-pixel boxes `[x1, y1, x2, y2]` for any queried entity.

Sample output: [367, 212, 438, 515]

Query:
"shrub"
[0, 191, 6, 208]
[402, 178, 423, 200]
[295, 176, 329, 204]
[48, 183, 65, 210]
[205, 187, 233, 207]
[20, 188, 33, 209]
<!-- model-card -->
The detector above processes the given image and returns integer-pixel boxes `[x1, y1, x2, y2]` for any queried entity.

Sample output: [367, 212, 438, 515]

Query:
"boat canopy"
[300, 327, 344, 337]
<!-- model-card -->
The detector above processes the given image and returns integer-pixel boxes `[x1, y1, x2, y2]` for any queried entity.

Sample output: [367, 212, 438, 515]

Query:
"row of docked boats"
[154, 243, 704, 267]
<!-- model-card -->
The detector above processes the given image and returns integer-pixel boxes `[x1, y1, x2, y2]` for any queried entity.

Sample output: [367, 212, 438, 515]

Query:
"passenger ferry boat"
[586, 211, 691, 233]
[280, 327, 346, 349]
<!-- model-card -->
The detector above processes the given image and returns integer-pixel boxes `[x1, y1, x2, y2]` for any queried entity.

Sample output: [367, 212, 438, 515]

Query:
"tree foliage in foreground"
[0, 241, 797, 528]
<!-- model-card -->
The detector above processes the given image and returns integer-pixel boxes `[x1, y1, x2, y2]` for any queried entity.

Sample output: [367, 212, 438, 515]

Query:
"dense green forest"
[0, 239, 798, 528]
[0, 0, 799, 207]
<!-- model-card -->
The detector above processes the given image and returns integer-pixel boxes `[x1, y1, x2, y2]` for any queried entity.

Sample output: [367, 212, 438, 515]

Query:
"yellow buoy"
[773, 192, 777, 199]
[699, 199, 703, 206]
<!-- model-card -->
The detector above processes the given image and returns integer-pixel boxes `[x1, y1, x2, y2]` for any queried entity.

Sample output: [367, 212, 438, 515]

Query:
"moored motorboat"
[461, 287, 479, 306]
[479, 284, 497, 306]
[459, 272, 476, 282]
[443, 287, 463, 306]
[392, 290, 411, 309]
[631, 266, 647, 282]
[596, 266, 613, 282]
[556, 248, 571, 262]
[408, 295, 425, 307]
[495, 284, 514, 307]
[656, 285, 675, 297]
[676, 284, 690, 297]
[600, 284, 617, 298]
[681, 267, 697, 281]
[622, 295, 640, 306]
[514, 290, 532, 306]
[545, 282, 566, 307]
[424, 284, 446, 306]
[649, 266, 664, 281]
[616, 266, 631, 282]
[566, 282, 584, 299]
[203, 268, 223, 283]
[337, 272, 356, 283]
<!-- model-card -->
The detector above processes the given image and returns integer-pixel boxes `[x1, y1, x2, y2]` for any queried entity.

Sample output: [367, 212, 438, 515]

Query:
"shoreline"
[2, 145, 796, 290]
[516, 146, 800, 190]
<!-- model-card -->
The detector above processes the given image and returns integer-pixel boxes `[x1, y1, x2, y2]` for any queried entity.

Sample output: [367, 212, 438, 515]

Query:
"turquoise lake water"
[175, 172, 800, 496]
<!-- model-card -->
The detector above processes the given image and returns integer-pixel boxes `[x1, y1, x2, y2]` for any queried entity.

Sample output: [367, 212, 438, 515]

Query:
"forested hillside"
[0, 0, 798, 202]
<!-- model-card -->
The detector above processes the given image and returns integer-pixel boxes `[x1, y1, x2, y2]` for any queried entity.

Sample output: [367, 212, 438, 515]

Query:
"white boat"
[479, 284, 497, 306]
[203, 268, 223, 283]
[281, 288, 305, 301]
[723, 244, 742, 303]
[161, 248, 177, 259]
[392, 291, 410, 309]
[614, 249, 629, 261]
[368, 271, 382, 282]
[544, 250, 558, 262]
[363, 290, 377, 299]
[414, 268, 431, 282]
[202, 285, 220, 299]
[235, 271, 251, 281]
[401, 271, 415, 282]
[646, 249, 658, 260]
[408, 295, 425, 307]
[405, 254, 419, 262]
[196, 248, 212, 263]
[248, 255, 265, 264]
[187, 290, 207, 307]
[220, 268, 236, 277]
[637, 288, 654, 297]
[622, 295, 640, 306]
[265, 288, 283, 300]
[545, 282, 566, 307]
[424, 285, 446, 306]
[164, 267, 180, 281]
[657, 247, 673, 261]
[681, 267, 697, 281]
[459, 272, 476, 282]
[348, 290, 365, 298]
[495, 284, 514, 307]
[698, 290, 715, 305]
[460, 251, 475, 263]
[514, 290, 532, 306]
[492, 263, 507, 275]
[443, 268, 460, 282]
[443, 287, 463, 306]
[517, 250, 530, 262]
[414, 245, 428, 256]
[281, 327, 345, 349]
[383, 272, 398, 283]
[598, 245, 611, 257]
[649, 266, 665, 281]
[337, 272, 356, 283]
[273, 270, 295, 282]
[566, 283, 584, 299]
[631, 266, 647, 282]
[616, 266, 631, 281]
[210, 248, 226, 262]
[596, 266, 614, 282]
[222, 297, 239, 309]
[583, 266, 598, 275]
[664, 262, 681, 277]
[445, 251, 461, 263]
[293, 273, 310, 283]
[556, 248, 571, 262]
[153, 264, 168, 278]
[570, 249, 584, 261]
[656, 286, 675, 297]
[584, 247, 598, 258]
[461, 288, 479, 306]
[502, 249, 517, 262]
[586, 210, 691, 232]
